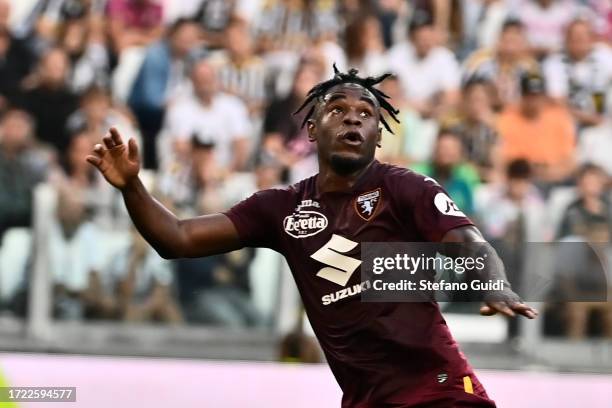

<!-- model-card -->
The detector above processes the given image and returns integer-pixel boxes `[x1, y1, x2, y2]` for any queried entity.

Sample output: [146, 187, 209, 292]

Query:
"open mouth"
[339, 130, 364, 145]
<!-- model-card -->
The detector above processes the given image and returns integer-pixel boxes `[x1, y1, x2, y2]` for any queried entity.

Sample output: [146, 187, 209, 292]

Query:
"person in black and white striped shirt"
[211, 19, 269, 118]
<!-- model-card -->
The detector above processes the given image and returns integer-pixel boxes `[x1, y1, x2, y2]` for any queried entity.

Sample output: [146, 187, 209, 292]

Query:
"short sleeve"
[413, 179, 474, 242]
[223, 189, 284, 250]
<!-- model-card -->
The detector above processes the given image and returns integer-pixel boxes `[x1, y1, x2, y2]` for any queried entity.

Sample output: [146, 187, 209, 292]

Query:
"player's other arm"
[86, 128, 242, 259]
[442, 225, 538, 320]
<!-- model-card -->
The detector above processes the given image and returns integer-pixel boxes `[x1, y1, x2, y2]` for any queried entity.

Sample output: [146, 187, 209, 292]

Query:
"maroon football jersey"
[224, 160, 496, 407]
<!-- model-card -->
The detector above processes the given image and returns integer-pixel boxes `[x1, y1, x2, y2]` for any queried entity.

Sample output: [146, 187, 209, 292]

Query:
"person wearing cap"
[497, 72, 576, 187]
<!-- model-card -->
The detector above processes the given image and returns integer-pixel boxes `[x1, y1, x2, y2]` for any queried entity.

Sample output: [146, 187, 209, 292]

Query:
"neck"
[316, 158, 374, 194]
[197, 93, 213, 106]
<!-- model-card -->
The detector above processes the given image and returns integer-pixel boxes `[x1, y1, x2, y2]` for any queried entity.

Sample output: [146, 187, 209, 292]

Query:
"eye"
[331, 107, 343, 114]
[360, 111, 371, 118]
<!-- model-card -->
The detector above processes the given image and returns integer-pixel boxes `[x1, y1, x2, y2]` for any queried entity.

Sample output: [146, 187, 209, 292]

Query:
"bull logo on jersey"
[284, 200, 328, 238]
[355, 188, 381, 221]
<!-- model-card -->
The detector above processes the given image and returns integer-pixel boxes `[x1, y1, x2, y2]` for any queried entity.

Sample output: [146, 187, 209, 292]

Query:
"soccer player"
[87, 67, 537, 407]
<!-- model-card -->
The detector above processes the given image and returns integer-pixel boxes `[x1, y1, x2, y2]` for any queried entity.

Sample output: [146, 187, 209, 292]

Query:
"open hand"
[86, 127, 140, 190]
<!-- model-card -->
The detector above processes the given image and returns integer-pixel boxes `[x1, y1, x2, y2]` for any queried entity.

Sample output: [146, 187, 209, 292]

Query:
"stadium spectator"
[211, 18, 268, 118]
[50, 189, 112, 320]
[543, 19, 612, 127]
[343, 15, 387, 77]
[128, 18, 203, 168]
[444, 78, 500, 182]
[558, 164, 611, 242]
[476, 159, 546, 243]
[370, 0, 408, 50]
[261, 61, 325, 181]
[32, 0, 105, 45]
[160, 58, 252, 175]
[374, 74, 437, 166]
[106, 0, 164, 54]
[462, 0, 510, 52]
[0, 2, 36, 110]
[17, 47, 78, 152]
[497, 72, 576, 186]
[57, 13, 110, 93]
[411, 130, 480, 215]
[0, 109, 48, 242]
[255, 0, 338, 53]
[51, 130, 117, 227]
[67, 86, 136, 139]
[518, 0, 591, 58]
[388, 12, 461, 119]
[109, 227, 182, 323]
[193, 0, 238, 50]
[50, 133, 115, 320]
[475, 159, 546, 338]
[556, 163, 612, 339]
[463, 18, 539, 108]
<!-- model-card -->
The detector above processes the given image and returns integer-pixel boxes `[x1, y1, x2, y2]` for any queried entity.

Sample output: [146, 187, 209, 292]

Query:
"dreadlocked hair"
[293, 64, 401, 134]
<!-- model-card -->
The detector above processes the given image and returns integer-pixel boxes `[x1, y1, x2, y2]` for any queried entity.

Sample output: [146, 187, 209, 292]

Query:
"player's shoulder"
[250, 176, 313, 203]
[375, 162, 445, 207]
[377, 161, 440, 190]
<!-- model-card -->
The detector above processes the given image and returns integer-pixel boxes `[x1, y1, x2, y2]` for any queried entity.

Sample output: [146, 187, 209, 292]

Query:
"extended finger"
[510, 303, 538, 319]
[487, 301, 515, 317]
[128, 137, 139, 161]
[103, 135, 115, 149]
[86, 155, 101, 167]
[110, 127, 123, 145]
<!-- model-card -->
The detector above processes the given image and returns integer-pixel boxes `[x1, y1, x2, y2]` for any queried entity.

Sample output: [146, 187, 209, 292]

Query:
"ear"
[376, 127, 382, 148]
[307, 119, 316, 142]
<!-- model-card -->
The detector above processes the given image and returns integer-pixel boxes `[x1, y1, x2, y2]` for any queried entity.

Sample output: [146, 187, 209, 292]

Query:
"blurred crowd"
[0, 0, 611, 339]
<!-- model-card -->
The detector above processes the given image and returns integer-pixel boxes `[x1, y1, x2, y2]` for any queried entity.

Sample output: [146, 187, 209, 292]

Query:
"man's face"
[226, 24, 252, 58]
[411, 26, 435, 58]
[41, 49, 69, 87]
[191, 61, 217, 100]
[579, 171, 606, 198]
[566, 22, 592, 61]
[463, 84, 491, 121]
[498, 27, 526, 60]
[171, 23, 201, 57]
[308, 83, 381, 175]
[434, 135, 463, 167]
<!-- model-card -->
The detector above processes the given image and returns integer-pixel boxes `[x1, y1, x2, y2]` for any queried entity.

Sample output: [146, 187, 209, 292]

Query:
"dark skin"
[86, 83, 537, 319]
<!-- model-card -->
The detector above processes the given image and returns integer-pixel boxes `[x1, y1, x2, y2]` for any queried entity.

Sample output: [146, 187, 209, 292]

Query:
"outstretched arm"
[442, 225, 538, 319]
[86, 128, 242, 259]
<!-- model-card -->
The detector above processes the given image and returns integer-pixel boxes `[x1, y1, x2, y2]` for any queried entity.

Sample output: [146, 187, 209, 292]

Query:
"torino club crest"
[355, 188, 381, 221]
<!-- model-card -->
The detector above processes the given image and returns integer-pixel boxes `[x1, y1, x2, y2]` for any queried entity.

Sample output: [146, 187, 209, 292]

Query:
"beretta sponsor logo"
[284, 201, 328, 238]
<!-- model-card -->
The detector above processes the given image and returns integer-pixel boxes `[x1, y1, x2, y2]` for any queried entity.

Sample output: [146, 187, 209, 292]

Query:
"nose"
[343, 110, 362, 126]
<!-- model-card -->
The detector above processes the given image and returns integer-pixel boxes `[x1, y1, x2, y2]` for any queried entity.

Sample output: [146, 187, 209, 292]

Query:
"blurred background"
[0, 0, 612, 406]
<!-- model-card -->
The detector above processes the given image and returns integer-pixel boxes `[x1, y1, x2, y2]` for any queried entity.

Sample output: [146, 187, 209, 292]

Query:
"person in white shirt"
[159, 58, 253, 176]
[543, 19, 612, 127]
[387, 13, 460, 119]
[518, 0, 593, 58]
